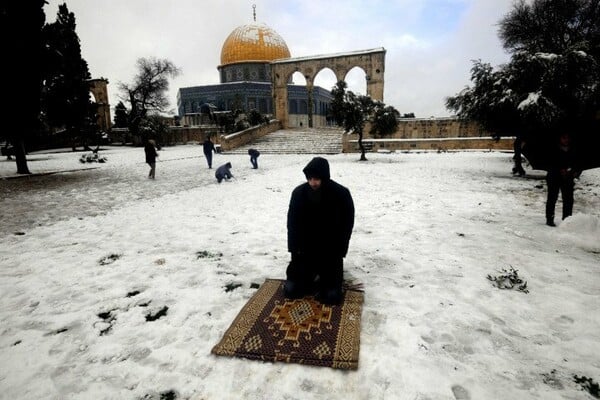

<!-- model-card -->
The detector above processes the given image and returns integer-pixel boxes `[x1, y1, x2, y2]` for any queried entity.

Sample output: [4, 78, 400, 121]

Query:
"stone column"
[273, 79, 289, 128]
[306, 81, 314, 128]
[366, 52, 385, 102]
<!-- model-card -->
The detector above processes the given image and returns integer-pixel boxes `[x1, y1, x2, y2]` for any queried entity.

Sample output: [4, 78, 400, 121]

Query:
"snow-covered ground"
[1, 143, 599, 400]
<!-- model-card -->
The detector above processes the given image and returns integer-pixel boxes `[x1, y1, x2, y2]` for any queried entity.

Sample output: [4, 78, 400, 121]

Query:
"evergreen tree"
[1, 1, 47, 174]
[446, 0, 600, 174]
[139, 114, 169, 146]
[329, 80, 348, 127]
[42, 3, 94, 151]
[246, 109, 264, 126]
[371, 101, 400, 138]
[330, 81, 374, 161]
[113, 101, 129, 128]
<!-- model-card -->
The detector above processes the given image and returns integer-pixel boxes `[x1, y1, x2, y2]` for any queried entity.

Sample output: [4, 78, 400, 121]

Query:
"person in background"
[144, 139, 158, 179]
[284, 157, 355, 305]
[203, 136, 217, 169]
[545, 132, 581, 227]
[215, 162, 234, 183]
[248, 148, 260, 169]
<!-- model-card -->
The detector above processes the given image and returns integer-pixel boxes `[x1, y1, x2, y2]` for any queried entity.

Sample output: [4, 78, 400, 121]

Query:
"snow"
[1, 143, 599, 400]
[535, 52, 559, 61]
[233, 23, 288, 48]
[518, 91, 541, 110]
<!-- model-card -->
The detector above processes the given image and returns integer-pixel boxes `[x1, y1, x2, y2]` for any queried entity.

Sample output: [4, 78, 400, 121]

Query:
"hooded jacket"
[547, 140, 580, 178]
[203, 139, 216, 155]
[144, 142, 157, 164]
[215, 162, 232, 179]
[287, 157, 354, 258]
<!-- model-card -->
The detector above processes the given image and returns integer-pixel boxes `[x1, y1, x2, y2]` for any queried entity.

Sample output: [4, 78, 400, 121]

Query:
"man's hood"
[303, 157, 330, 181]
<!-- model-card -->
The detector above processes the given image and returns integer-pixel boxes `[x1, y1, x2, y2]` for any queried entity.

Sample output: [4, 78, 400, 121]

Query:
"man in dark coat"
[144, 139, 158, 179]
[285, 157, 355, 305]
[202, 136, 217, 169]
[248, 148, 260, 169]
[545, 132, 581, 226]
[215, 162, 233, 183]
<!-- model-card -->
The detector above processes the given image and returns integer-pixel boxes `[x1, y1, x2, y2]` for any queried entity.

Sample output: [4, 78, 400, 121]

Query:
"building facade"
[177, 20, 333, 127]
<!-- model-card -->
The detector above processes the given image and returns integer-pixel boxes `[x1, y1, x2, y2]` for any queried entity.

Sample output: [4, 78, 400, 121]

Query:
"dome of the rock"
[178, 16, 333, 129]
[220, 22, 291, 65]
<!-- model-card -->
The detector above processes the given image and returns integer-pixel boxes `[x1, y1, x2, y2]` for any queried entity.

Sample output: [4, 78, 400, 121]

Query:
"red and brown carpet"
[211, 278, 364, 370]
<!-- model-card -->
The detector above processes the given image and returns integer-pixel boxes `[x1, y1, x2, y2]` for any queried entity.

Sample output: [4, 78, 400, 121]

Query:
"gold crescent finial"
[252, 4, 256, 21]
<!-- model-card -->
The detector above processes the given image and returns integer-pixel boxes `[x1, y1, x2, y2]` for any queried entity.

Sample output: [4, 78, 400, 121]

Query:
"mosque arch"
[313, 68, 337, 127]
[271, 48, 386, 128]
[288, 72, 309, 127]
[291, 71, 307, 86]
[344, 66, 368, 95]
[314, 67, 337, 93]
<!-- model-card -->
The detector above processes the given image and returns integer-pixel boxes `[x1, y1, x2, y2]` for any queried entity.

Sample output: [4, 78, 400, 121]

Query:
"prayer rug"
[211, 278, 364, 370]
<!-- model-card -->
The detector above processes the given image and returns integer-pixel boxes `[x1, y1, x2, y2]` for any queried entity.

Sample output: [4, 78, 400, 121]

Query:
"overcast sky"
[44, 0, 516, 118]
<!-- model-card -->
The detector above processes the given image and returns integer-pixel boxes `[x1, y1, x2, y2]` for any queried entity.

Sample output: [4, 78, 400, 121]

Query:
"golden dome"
[220, 22, 291, 65]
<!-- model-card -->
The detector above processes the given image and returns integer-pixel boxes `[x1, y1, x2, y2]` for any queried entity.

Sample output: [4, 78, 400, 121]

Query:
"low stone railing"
[343, 135, 515, 153]
[219, 120, 282, 151]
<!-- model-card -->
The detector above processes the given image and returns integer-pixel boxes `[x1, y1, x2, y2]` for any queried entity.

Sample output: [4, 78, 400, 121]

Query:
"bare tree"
[118, 57, 180, 141]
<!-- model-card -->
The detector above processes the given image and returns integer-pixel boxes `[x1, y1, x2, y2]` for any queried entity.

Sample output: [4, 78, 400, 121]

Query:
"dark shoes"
[546, 218, 556, 227]
[512, 167, 525, 176]
[284, 280, 342, 306]
[283, 280, 309, 299]
[315, 288, 343, 306]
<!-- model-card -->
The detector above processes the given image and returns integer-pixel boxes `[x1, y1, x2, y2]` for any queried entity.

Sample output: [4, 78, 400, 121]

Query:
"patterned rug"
[211, 278, 364, 370]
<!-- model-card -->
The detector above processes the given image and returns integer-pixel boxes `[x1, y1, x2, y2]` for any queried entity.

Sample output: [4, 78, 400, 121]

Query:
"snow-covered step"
[222, 128, 344, 155]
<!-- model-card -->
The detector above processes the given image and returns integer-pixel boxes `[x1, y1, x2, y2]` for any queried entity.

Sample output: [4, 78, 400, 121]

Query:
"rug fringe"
[343, 280, 364, 292]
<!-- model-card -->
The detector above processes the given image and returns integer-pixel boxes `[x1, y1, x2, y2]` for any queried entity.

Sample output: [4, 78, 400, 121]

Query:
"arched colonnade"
[271, 47, 386, 128]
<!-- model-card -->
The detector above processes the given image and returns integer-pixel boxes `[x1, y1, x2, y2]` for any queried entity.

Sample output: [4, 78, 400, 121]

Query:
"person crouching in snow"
[284, 157, 355, 305]
[215, 162, 233, 183]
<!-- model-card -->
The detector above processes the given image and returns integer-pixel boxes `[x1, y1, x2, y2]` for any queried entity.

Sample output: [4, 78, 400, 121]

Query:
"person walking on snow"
[144, 139, 158, 179]
[545, 132, 581, 227]
[202, 136, 217, 169]
[248, 148, 260, 169]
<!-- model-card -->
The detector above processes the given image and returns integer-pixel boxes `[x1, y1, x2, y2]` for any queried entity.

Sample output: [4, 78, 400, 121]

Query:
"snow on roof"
[271, 47, 386, 63]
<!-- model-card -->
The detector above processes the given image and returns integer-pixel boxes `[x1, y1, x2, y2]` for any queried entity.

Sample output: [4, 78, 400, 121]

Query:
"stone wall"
[107, 126, 220, 146]
[392, 118, 487, 139]
[219, 120, 282, 151]
[344, 136, 515, 153]
[342, 118, 514, 152]
[164, 126, 220, 144]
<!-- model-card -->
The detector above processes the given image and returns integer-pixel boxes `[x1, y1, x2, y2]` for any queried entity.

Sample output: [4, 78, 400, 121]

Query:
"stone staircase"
[221, 128, 344, 155]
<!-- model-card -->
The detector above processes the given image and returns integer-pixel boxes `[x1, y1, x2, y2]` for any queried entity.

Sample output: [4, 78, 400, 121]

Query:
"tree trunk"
[12, 138, 30, 174]
[71, 130, 77, 151]
[358, 131, 367, 161]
